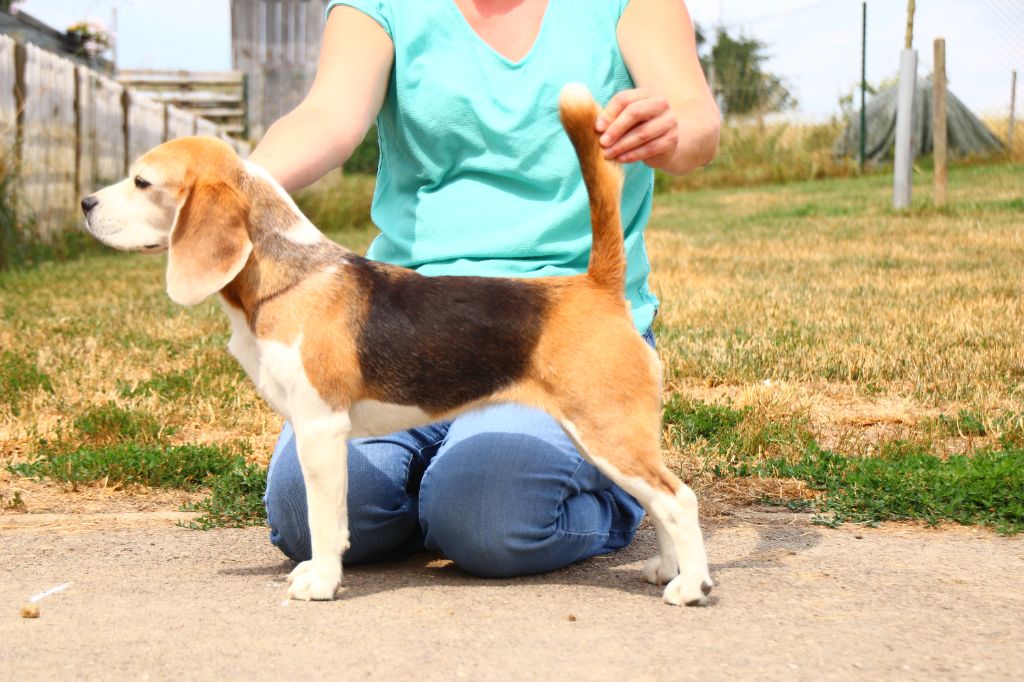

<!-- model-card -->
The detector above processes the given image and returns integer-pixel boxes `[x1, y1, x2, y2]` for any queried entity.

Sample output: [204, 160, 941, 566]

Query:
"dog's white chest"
[220, 300, 331, 423]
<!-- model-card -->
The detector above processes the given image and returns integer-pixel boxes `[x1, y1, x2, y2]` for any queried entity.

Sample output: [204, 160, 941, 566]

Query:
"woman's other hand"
[610, 0, 721, 175]
[596, 88, 679, 167]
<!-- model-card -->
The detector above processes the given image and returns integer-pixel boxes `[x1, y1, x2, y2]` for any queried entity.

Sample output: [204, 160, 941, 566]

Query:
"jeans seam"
[550, 458, 615, 543]
[418, 437, 447, 458]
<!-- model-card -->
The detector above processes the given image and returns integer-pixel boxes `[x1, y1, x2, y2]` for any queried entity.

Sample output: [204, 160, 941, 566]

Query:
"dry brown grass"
[983, 116, 1023, 163]
[1, 162, 1020, 517]
[0, 225, 377, 513]
[649, 161, 1023, 473]
[665, 119, 858, 191]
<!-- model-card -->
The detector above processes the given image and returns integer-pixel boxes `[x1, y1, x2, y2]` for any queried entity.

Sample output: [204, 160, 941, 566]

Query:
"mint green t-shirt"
[326, 0, 658, 331]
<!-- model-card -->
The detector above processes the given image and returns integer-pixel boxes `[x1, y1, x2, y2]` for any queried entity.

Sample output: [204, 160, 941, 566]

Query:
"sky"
[14, 0, 1024, 120]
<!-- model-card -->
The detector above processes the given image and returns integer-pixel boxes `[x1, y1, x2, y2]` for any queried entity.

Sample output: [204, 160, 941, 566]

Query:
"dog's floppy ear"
[166, 180, 252, 306]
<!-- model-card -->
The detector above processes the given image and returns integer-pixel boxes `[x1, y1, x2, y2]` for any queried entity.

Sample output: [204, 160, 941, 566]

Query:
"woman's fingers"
[596, 89, 676, 165]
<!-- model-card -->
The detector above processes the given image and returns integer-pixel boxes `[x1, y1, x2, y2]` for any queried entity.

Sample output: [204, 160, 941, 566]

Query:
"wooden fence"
[0, 35, 249, 240]
[118, 70, 246, 138]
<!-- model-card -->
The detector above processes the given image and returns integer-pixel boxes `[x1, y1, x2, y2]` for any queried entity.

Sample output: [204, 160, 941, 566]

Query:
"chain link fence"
[702, 0, 1021, 133]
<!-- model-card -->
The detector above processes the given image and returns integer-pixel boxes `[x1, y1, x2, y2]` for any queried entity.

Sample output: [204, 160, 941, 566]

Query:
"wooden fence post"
[13, 41, 25, 168]
[1010, 70, 1018, 160]
[121, 88, 131, 175]
[73, 64, 82, 199]
[933, 38, 947, 207]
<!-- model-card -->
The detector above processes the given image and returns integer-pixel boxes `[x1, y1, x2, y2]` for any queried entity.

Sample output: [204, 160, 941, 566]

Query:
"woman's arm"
[247, 7, 394, 192]
[601, 0, 720, 176]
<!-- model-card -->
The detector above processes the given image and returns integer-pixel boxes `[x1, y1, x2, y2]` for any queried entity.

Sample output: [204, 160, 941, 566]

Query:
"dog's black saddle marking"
[349, 257, 550, 414]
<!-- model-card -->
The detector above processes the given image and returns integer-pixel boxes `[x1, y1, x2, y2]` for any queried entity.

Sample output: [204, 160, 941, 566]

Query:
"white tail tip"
[559, 82, 593, 108]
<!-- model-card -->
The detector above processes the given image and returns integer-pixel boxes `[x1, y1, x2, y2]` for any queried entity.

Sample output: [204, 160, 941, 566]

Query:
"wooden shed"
[230, 0, 327, 140]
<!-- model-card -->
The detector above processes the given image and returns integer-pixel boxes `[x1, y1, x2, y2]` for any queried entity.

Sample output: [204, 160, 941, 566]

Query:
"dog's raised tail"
[559, 83, 625, 293]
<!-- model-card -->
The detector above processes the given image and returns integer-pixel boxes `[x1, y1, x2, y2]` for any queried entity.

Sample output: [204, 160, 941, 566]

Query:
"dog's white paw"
[642, 554, 680, 585]
[286, 560, 342, 601]
[662, 572, 714, 607]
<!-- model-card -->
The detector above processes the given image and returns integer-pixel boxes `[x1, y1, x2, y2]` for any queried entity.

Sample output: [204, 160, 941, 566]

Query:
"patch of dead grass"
[2, 165, 1021, 519]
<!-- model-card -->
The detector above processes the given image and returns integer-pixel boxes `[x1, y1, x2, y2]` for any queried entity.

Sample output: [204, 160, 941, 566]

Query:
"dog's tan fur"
[81, 84, 712, 605]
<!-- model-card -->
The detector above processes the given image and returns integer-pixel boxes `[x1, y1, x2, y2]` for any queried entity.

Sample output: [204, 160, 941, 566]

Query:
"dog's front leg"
[287, 414, 351, 601]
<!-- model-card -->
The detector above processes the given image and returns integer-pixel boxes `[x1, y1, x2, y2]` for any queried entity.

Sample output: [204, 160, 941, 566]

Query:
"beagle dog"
[81, 84, 713, 606]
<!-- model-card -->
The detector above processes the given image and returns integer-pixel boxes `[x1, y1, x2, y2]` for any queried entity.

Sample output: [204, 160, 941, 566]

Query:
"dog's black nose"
[81, 195, 98, 215]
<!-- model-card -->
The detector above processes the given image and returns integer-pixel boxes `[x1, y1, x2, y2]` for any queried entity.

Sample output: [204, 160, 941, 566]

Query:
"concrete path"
[1, 510, 1021, 680]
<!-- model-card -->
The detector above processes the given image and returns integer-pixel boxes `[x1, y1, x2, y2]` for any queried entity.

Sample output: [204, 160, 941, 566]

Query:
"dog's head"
[81, 136, 252, 306]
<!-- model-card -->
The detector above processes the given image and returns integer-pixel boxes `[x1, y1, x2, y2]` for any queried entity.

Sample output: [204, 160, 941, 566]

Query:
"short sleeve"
[325, 0, 393, 38]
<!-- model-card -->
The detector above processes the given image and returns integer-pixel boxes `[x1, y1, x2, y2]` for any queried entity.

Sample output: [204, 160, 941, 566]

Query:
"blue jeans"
[263, 330, 655, 578]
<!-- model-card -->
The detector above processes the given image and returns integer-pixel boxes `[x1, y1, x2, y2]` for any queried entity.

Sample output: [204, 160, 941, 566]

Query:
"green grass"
[72, 402, 167, 444]
[664, 398, 1024, 534]
[117, 354, 247, 405]
[0, 350, 54, 415]
[753, 446, 1024, 535]
[664, 395, 813, 464]
[180, 457, 268, 530]
[8, 440, 267, 529]
[9, 442, 244, 490]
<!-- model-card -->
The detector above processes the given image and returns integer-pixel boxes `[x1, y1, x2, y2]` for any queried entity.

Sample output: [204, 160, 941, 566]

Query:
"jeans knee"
[265, 478, 312, 563]
[421, 497, 528, 578]
[264, 424, 422, 564]
[418, 441, 561, 578]
[344, 471, 420, 563]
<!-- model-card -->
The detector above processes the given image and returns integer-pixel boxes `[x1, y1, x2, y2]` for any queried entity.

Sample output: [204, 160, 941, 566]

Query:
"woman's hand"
[596, 88, 680, 168]
[611, 0, 721, 176]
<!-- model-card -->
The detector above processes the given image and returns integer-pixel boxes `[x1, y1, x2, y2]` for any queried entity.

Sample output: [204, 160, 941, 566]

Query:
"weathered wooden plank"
[117, 70, 244, 85]
[166, 104, 198, 140]
[195, 117, 219, 137]
[0, 34, 17, 153]
[91, 72, 126, 186]
[186, 107, 246, 119]
[128, 90, 243, 105]
[127, 91, 165, 165]
[22, 44, 77, 238]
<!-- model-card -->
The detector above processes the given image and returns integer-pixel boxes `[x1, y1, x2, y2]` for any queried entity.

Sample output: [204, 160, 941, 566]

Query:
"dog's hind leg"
[286, 413, 352, 601]
[558, 411, 713, 606]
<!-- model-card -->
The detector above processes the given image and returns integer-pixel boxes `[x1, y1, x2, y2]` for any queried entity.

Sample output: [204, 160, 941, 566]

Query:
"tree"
[699, 28, 796, 117]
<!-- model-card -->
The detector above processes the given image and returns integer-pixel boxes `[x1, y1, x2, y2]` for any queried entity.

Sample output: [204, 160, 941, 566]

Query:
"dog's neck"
[220, 164, 351, 328]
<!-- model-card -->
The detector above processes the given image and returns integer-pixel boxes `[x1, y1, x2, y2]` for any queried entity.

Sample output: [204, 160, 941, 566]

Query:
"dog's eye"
[134, 176, 151, 190]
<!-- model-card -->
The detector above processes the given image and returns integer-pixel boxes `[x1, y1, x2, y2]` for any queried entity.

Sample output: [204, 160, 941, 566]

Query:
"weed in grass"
[118, 354, 246, 406]
[664, 397, 746, 446]
[0, 350, 53, 414]
[9, 442, 247, 491]
[119, 371, 194, 402]
[935, 409, 988, 438]
[180, 458, 268, 530]
[1, 490, 26, 511]
[72, 402, 167, 444]
[663, 396, 812, 467]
